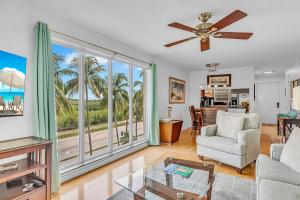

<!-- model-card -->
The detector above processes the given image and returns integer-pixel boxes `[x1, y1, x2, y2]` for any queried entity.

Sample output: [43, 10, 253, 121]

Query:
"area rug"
[107, 173, 256, 200]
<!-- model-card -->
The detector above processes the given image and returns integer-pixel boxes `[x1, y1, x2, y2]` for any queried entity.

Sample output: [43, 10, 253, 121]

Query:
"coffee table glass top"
[115, 152, 217, 200]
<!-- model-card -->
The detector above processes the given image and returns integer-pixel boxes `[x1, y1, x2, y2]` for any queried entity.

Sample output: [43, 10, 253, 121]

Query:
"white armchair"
[196, 111, 261, 173]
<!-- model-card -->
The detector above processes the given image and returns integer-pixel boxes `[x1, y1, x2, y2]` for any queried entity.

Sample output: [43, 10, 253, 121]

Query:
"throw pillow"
[243, 113, 261, 130]
[216, 111, 245, 140]
[280, 127, 300, 173]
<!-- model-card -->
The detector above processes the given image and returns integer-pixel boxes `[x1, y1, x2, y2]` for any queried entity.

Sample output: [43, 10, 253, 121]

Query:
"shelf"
[0, 158, 46, 184]
[0, 174, 45, 200]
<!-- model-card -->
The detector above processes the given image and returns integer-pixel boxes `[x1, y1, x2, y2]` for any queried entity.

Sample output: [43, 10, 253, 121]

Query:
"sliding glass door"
[52, 39, 148, 169]
[52, 43, 80, 166]
[132, 66, 145, 142]
[84, 53, 109, 158]
[112, 60, 130, 149]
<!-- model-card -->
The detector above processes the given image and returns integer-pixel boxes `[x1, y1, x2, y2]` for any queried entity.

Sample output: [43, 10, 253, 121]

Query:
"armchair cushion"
[216, 111, 245, 140]
[201, 124, 217, 136]
[196, 136, 246, 156]
[270, 144, 284, 161]
[280, 127, 300, 173]
[258, 179, 300, 200]
[257, 154, 300, 186]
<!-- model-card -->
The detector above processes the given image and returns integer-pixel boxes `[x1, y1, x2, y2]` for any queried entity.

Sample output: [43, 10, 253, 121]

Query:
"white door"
[255, 82, 280, 124]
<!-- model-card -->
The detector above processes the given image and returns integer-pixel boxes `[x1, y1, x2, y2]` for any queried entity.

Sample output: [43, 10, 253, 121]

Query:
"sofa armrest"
[237, 129, 260, 145]
[270, 144, 284, 161]
[238, 129, 261, 160]
[201, 124, 217, 136]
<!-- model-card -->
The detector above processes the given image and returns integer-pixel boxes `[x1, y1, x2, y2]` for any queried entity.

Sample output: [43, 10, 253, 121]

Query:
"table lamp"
[292, 86, 300, 118]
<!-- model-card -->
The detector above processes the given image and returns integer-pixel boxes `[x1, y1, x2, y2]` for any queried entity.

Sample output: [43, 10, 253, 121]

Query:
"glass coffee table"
[115, 152, 216, 200]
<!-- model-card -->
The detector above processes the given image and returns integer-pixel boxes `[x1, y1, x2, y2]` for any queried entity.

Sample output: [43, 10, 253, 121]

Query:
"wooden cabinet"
[159, 120, 183, 143]
[0, 137, 52, 200]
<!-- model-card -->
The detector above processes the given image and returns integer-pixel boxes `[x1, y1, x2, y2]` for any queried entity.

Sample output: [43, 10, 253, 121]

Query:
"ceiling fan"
[164, 10, 253, 51]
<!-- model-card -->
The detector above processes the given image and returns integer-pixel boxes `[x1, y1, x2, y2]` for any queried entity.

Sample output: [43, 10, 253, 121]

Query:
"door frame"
[255, 81, 282, 124]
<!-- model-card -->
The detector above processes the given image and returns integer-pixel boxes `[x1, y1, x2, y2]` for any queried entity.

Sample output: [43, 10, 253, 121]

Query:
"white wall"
[155, 58, 190, 129]
[189, 67, 255, 112]
[255, 74, 288, 113]
[0, 0, 190, 141]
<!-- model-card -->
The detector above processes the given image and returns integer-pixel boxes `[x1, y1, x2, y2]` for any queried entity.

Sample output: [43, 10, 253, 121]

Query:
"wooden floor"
[52, 125, 277, 200]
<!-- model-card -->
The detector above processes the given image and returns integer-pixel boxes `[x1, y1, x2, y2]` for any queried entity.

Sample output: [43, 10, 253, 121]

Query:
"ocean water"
[0, 92, 24, 103]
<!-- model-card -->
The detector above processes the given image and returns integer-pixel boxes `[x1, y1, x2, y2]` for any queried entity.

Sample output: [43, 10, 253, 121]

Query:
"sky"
[0, 50, 27, 93]
[52, 43, 143, 100]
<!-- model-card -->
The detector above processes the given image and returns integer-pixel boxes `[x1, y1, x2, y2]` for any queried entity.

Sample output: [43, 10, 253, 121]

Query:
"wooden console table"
[277, 116, 300, 136]
[0, 136, 52, 200]
[159, 120, 183, 143]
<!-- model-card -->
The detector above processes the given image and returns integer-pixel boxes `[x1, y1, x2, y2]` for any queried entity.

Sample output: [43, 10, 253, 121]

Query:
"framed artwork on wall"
[207, 74, 231, 87]
[169, 77, 185, 104]
[0, 50, 27, 117]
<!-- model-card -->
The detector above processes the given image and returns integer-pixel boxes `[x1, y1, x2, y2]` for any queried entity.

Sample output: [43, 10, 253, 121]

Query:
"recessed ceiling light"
[263, 71, 274, 74]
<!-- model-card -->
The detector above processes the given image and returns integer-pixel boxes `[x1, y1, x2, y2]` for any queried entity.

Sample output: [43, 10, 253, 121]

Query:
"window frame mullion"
[108, 59, 113, 154]
[129, 64, 133, 146]
[78, 50, 86, 164]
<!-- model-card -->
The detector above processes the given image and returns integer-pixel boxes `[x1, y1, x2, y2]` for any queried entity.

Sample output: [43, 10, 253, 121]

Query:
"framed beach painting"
[0, 50, 27, 117]
[169, 77, 185, 104]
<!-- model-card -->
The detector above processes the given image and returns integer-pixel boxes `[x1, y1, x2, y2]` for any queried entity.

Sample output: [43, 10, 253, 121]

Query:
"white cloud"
[65, 53, 108, 65]
[95, 57, 108, 65]
[65, 52, 79, 65]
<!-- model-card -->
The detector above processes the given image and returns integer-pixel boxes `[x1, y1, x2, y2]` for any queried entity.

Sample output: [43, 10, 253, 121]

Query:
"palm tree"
[133, 70, 144, 140]
[66, 56, 106, 155]
[52, 53, 74, 116]
[112, 73, 129, 146]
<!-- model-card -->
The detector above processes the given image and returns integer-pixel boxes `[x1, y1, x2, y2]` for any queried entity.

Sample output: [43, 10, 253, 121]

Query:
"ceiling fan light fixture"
[164, 10, 253, 51]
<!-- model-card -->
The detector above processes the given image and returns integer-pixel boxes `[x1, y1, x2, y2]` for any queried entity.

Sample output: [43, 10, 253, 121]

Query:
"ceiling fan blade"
[164, 36, 198, 47]
[213, 32, 253, 39]
[168, 22, 196, 32]
[201, 38, 210, 51]
[210, 10, 247, 32]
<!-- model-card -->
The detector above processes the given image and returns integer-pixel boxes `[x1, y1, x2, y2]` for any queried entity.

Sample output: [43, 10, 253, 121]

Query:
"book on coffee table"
[164, 163, 194, 178]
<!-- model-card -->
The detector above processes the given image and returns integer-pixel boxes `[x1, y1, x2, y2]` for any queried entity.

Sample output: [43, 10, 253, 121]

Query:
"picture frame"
[169, 77, 185, 104]
[207, 74, 231, 87]
[0, 50, 27, 117]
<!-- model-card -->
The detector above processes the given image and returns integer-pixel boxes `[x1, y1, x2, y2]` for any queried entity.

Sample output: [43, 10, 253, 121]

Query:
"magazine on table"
[164, 163, 194, 178]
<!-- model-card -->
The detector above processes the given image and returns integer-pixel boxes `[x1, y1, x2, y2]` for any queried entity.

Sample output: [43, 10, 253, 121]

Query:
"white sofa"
[256, 128, 300, 200]
[196, 111, 261, 173]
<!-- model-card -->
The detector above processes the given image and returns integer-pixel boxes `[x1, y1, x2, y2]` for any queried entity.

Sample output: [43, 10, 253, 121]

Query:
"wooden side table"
[159, 120, 183, 143]
[277, 116, 300, 137]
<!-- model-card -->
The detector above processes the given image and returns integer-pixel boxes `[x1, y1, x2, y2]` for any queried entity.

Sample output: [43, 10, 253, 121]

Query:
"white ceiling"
[32, 0, 300, 73]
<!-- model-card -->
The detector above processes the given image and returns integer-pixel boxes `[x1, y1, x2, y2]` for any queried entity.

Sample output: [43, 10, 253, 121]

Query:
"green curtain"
[148, 64, 160, 145]
[33, 21, 60, 193]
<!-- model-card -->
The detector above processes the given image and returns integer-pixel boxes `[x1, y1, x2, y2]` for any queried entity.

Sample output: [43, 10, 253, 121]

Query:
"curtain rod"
[50, 29, 151, 65]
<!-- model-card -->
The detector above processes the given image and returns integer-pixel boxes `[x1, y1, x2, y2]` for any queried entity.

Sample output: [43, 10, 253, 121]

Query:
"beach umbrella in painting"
[0, 67, 25, 94]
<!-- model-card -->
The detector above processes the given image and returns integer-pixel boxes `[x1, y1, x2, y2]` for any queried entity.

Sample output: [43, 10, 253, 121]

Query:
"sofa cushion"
[256, 154, 300, 186]
[216, 111, 245, 140]
[259, 179, 300, 200]
[280, 127, 300, 173]
[196, 136, 246, 156]
[243, 113, 261, 130]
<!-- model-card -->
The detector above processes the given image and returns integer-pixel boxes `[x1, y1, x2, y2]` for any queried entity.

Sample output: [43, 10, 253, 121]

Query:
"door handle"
[276, 102, 280, 108]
